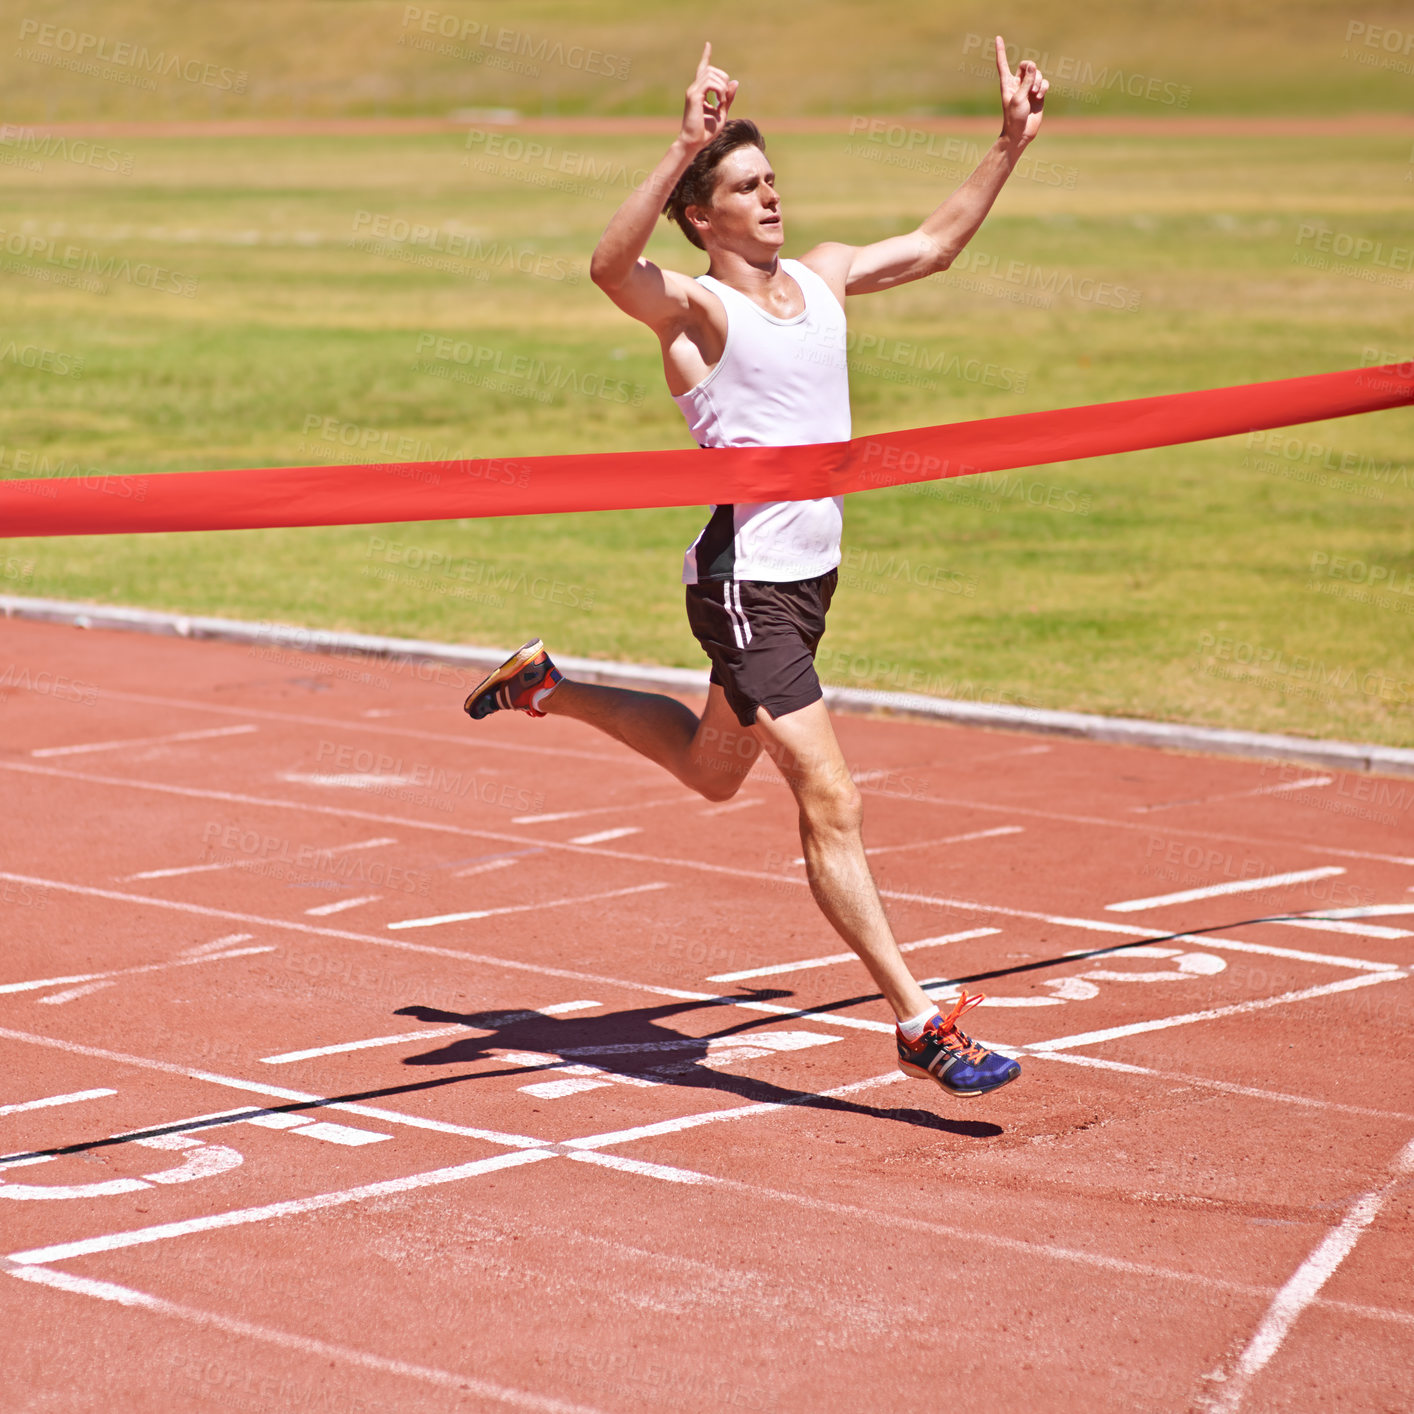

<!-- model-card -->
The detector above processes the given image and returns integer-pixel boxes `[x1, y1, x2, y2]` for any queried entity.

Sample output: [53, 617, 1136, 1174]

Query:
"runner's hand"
[995, 35, 1047, 145]
[681, 42, 738, 151]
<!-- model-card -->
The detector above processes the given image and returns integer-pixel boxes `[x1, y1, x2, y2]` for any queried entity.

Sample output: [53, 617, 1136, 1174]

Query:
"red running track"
[0, 615, 1410, 1414]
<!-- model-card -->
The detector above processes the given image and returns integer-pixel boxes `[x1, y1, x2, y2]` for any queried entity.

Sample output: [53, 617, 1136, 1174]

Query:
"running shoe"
[896, 990, 1021, 1097]
[463, 639, 563, 719]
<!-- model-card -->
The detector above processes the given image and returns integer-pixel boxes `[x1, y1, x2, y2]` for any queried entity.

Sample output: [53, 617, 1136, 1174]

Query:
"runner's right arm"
[589, 42, 738, 334]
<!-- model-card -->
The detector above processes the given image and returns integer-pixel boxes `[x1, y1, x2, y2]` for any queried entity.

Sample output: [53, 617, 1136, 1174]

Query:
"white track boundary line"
[0, 945, 275, 996]
[21, 682, 631, 764]
[1206, 1137, 1414, 1414]
[129, 835, 397, 883]
[514, 792, 696, 825]
[708, 928, 1000, 983]
[30, 724, 258, 759]
[894, 787, 1414, 868]
[862, 824, 1025, 859]
[5, 744, 1412, 875]
[387, 881, 668, 930]
[4, 1261, 610, 1414]
[1027, 972, 1409, 1052]
[0, 759, 1398, 977]
[1106, 867, 1346, 913]
[0, 1089, 116, 1117]
[4, 1034, 1414, 1331]
[259, 999, 601, 1065]
[0, 872, 895, 1035]
[9, 1149, 558, 1265]
[259, 1026, 472, 1065]
[0, 1026, 550, 1153]
[1030, 1052, 1414, 1123]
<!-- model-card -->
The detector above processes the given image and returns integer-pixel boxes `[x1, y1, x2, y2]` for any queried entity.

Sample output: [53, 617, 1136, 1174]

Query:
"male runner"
[464, 38, 1049, 1100]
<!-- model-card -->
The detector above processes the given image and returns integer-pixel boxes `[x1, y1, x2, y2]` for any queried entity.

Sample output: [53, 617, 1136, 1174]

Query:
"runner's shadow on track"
[391, 996, 1004, 1138]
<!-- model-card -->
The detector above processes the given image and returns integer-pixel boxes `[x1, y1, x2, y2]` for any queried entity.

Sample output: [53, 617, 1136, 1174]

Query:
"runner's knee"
[692, 769, 747, 804]
[800, 776, 862, 836]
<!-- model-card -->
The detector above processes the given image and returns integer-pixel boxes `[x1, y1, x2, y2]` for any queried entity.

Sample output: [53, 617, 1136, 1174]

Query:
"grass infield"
[1, 126, 1411, 746]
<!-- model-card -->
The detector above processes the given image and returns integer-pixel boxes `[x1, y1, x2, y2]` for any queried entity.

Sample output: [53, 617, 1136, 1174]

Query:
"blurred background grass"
[7, 0, 1414, 120]
[2, 3, 1411, 745]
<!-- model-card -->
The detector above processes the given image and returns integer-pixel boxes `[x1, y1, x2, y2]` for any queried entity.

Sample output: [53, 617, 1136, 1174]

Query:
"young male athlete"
[464, 38, 1048, 1100]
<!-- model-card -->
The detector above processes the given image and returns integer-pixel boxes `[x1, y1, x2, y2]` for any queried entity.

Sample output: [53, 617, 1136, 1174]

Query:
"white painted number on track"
[0, 1135, 244, 1200]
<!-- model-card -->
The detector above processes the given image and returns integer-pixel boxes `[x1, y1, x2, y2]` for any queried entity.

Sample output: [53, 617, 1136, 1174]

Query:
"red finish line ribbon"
[2, 364, 1410, 538]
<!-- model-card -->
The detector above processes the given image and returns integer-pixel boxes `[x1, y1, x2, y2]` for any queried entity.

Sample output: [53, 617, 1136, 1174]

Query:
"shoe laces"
[929, 989, 988, 1064]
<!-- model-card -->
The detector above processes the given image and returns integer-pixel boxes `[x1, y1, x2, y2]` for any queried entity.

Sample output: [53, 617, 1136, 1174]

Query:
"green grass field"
[2, 117, 1411, 745]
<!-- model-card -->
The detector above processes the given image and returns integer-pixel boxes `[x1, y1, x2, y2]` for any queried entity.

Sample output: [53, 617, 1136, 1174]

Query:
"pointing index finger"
[994, 34, 1011, 82]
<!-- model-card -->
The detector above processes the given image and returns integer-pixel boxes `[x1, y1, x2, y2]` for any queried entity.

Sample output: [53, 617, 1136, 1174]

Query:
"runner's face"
[694, 145, 783, 254]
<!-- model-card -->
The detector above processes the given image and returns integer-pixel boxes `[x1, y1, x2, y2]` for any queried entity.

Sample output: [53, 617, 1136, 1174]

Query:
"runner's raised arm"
[800, 36, 1049, 298]
[589, 42, 739, 329]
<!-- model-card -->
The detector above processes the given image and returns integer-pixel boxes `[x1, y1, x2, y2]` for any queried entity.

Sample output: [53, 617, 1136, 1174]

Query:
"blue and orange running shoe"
[463, 639, 563, 720]
[896, 990, 1021, 1097]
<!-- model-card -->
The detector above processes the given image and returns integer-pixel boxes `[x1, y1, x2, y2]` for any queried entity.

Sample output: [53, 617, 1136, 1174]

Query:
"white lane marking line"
[520, 1078, 616, 1099]
[11, 754, 1411, 875]
[0, 867, 1387, 1059]
[1027, 971, 1409, 1052]
[30, 724, 258, 759]
[0, 945, 276, 996]
[1106, 866, 1347, 912]
[1314, 903, 1414, 918]
[514, 793, 695, 825]
[260, 1027, 472, 1065]
[1131, 775, 1335, 814]
[565, 1151, 708, 1184]
[260, 998, 604, 1065]
[708, 927, 1000, 982]
[1272, 918, 1411, 940]
[452, 857, 520, 878]
[568, 826, 642, 846]
[1141, 934, 1396, 973]
[180, 933, 255, 955]
[58, 684, 634, 764]
[303, 894, 382, 916]
[8, 1148, 557, 1265]
[4, 1266, 612, 1414]
[0, 1089, 115, 1117]
[280, 773, 425, 789]
[700, 796, 763, 816]
[290, 1121, 390, 1147]
[875, 781, 1414, 868]
[127, 836, 396, 882]
[864, 825, 1025, 859]
[0, 1026, 551, 1152]
[791, 825, 1024, 866]
[0, 871, 891, 1036]
[1207, 1138, 1414, 1414]
[387, 881, 669, 930]
[5, 758, 1402, 957]
[1030, 1051, 1414, 1123]
[36, 981, 117, 1006]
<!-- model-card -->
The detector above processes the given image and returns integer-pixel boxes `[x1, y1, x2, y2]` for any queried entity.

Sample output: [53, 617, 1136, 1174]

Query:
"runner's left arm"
[801, 36, 1048, 296]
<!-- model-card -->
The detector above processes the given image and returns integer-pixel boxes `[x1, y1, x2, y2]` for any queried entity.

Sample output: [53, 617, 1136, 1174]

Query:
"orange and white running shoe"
[463, 639, 563, 720]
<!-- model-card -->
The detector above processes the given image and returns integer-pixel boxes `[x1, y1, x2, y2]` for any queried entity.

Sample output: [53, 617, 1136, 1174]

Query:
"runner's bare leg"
[750, 700, 933, 1021]
[544, 680, 761, 802]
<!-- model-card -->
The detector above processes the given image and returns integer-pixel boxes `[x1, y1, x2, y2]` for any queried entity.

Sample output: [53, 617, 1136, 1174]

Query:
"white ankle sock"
[897, 1007, 938, 1042]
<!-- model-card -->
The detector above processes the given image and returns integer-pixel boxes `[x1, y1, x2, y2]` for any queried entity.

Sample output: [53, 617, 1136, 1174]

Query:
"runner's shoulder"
[794, 244, 853, 303]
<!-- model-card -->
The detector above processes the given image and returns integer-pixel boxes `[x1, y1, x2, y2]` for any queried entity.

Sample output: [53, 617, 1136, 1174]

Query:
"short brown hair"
[662, 119, 766, 251]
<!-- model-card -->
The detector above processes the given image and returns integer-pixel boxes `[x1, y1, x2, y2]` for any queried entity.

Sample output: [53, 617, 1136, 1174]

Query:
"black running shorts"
[684, 570, 838, 727]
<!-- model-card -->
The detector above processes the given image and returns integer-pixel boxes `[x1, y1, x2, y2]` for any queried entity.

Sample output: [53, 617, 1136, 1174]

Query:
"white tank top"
[673, 258, 850, 583]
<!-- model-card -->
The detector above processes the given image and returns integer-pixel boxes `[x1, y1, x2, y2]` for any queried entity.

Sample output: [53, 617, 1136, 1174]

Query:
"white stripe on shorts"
[726, 581, 753, 648]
